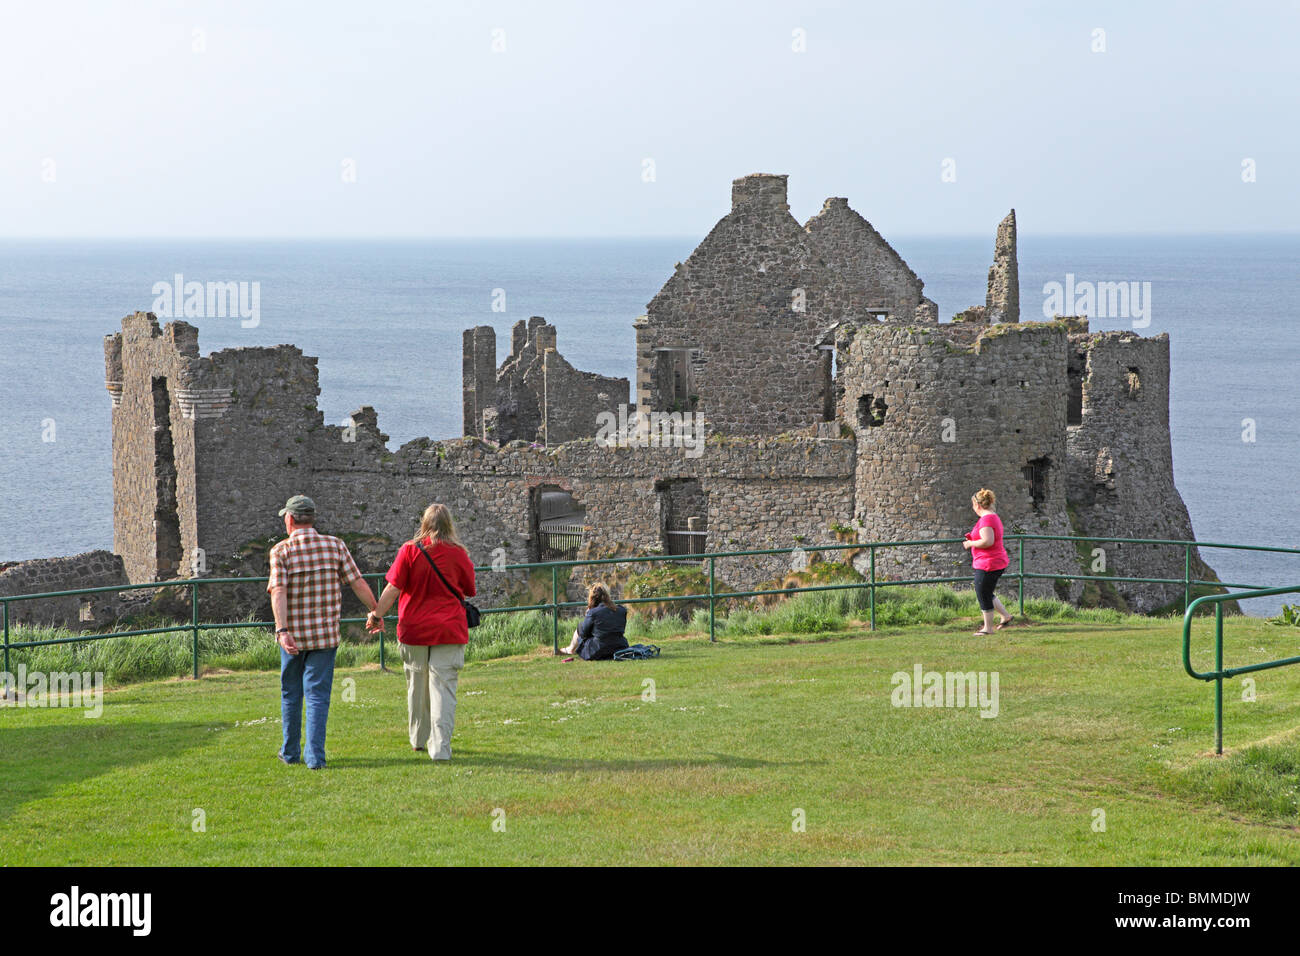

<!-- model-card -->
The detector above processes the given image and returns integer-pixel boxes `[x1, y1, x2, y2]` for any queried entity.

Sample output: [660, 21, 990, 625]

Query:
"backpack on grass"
[613, 644, 660, 661]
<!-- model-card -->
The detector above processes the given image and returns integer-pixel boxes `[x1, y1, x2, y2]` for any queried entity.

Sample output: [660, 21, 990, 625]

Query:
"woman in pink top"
[963, 488, 1013, 635]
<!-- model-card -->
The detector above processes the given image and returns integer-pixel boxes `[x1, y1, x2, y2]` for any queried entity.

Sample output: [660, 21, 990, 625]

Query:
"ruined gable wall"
[640, 174, 838, 436]
[841, 322, 1081, 594]
[1065, 331, 1202, 611]
[804, 198, 927, 324]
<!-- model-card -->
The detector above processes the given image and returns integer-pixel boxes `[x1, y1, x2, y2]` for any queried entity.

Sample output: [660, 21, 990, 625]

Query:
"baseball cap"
[278, 495, 316, 518]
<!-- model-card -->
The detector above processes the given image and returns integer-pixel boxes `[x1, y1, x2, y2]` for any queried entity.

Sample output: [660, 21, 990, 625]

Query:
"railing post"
[1018, 537, 1025, 617]
[708, 555, 716, 643]
[1184, 544, 1191, 616]
[377, 575, 386, 672]
[551, 564, 559, 654]
[3, 600, 9, 678]
[1215, 601, 1224, 755]
[191, 582, 200, 681]
[869, 546, 876, 632]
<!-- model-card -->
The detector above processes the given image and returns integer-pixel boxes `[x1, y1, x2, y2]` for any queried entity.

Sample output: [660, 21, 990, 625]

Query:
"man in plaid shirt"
[268, 495, 378, 769]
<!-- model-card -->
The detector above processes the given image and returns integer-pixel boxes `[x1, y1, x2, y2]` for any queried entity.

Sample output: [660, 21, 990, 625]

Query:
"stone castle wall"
[804, 197, 931, 325]
[1065, 331, 1202, 611]
[106, 315, 202, 583]
[638, 174, 841, 436]
[840, 322, 1081, 595]
[108, 312, 328, 587]
[101, 315, 858, 620]
[0, 551, 128, 631]
[45, 174, 1212, 633]
[463, 316, 627, 444]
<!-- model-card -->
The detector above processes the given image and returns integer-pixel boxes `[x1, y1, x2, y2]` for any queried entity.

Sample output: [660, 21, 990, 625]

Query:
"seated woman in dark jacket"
[560, 583, 629, 661]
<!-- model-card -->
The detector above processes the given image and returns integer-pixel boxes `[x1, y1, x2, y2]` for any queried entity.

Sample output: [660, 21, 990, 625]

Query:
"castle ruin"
[3, 173, 1216, 625]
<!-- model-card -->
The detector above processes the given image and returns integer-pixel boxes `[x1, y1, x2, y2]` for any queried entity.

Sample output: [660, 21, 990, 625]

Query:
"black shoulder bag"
[416, 542, 481, 628]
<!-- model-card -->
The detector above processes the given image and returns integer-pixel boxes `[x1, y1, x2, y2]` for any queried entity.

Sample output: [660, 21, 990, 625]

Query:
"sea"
[1, 236, 1297, 615]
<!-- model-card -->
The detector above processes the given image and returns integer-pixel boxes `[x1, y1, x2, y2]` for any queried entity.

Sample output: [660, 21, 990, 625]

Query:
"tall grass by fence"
[2, 534, 1296, 684]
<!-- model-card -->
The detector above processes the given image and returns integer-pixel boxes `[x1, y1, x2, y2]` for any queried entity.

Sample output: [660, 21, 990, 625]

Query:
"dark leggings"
[973, 568, 1005, 611]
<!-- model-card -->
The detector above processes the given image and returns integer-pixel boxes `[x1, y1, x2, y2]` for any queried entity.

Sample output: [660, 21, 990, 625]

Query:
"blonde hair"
[587, 582, 615, 609]
[972, 488, 996, 510]
[411, 503, 466, 551]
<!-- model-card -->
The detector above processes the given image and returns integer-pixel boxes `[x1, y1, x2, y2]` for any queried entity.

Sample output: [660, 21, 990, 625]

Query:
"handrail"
[2, 535, 1295, 681]
[1181, 585, 1300, 754]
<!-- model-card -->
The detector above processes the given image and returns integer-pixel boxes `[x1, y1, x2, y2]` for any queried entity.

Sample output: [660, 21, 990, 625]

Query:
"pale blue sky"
[1, 0, 1296, 238]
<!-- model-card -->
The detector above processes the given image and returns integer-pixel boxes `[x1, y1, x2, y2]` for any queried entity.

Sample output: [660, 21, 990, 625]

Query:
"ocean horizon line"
[2, 230, 1299, 243]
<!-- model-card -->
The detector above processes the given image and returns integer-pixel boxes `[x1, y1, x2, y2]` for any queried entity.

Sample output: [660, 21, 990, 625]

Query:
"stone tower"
[1065, 327, 1201, 611]
[838, 321, 1081, 594]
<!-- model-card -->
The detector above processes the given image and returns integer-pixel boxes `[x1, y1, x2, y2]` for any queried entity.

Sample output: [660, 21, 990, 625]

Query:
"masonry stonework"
[462, 316, 627, 444]
[0, 551, 128, 631]
[3, 172, 1211, 631]
[1065, 329, 1200, 611]
[986, 210, 1020, 324]
[839, 321, 1080, 596]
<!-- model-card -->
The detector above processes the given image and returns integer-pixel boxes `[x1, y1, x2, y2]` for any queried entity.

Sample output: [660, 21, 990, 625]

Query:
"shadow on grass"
[328, 750, 820, 773]
[0, 721, 211, 822]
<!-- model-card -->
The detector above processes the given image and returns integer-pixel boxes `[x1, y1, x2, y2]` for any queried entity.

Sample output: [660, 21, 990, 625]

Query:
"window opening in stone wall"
[655, 348, 695, 413]
[1022, 456, 1050, 513]
[1125, 366, 1141, 400]
[819, 346, 836, 421]
[1067, 349, 1085, 425]
[656, 478, 707, 558]
[151, 377, 182, 580]
[857, 394, 888, 428]
[533, 485, 586, 562]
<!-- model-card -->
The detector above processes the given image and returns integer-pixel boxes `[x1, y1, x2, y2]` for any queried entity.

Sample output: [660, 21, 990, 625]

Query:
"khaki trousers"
[400, 642, 465, 760]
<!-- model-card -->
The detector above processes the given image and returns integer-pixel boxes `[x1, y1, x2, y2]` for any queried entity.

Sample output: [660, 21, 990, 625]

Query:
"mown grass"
[3, 607, 1300, 865]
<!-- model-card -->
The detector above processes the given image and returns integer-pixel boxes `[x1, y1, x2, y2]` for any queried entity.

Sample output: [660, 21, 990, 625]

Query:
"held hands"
[365, 610, 385, 634]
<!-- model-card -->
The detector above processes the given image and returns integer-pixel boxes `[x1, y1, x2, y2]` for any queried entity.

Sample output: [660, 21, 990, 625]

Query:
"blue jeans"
[280, 646, 337, 768]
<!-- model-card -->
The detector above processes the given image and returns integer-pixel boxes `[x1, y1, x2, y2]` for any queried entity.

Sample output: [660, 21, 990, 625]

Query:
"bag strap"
[415, 540, 465, 603]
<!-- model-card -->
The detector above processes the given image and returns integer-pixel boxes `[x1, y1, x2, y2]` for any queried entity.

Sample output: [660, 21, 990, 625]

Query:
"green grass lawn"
[3, 613, 1299, 865]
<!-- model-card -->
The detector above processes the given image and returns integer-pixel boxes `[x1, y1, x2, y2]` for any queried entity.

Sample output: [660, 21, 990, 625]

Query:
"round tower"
[839, 321, 1082, 596]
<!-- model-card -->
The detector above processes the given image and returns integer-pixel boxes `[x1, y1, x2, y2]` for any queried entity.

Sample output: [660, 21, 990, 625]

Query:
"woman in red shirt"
[367, 504, 476, 760]
[962, 488, 1013, 636]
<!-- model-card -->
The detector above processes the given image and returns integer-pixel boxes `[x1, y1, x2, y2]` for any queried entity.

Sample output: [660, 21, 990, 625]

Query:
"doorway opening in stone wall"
[656, 477, 707, 558]
[1067, 349, 1085, 425]
[532, 484, 585, 562]
[1023, 456, 1051, 513]
[151, 376, 182, 580]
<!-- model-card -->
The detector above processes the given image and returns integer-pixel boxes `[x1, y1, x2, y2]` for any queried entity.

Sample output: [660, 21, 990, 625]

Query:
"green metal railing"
[1, 535, 1296, 684]
[1182, 585, 1300, 755]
